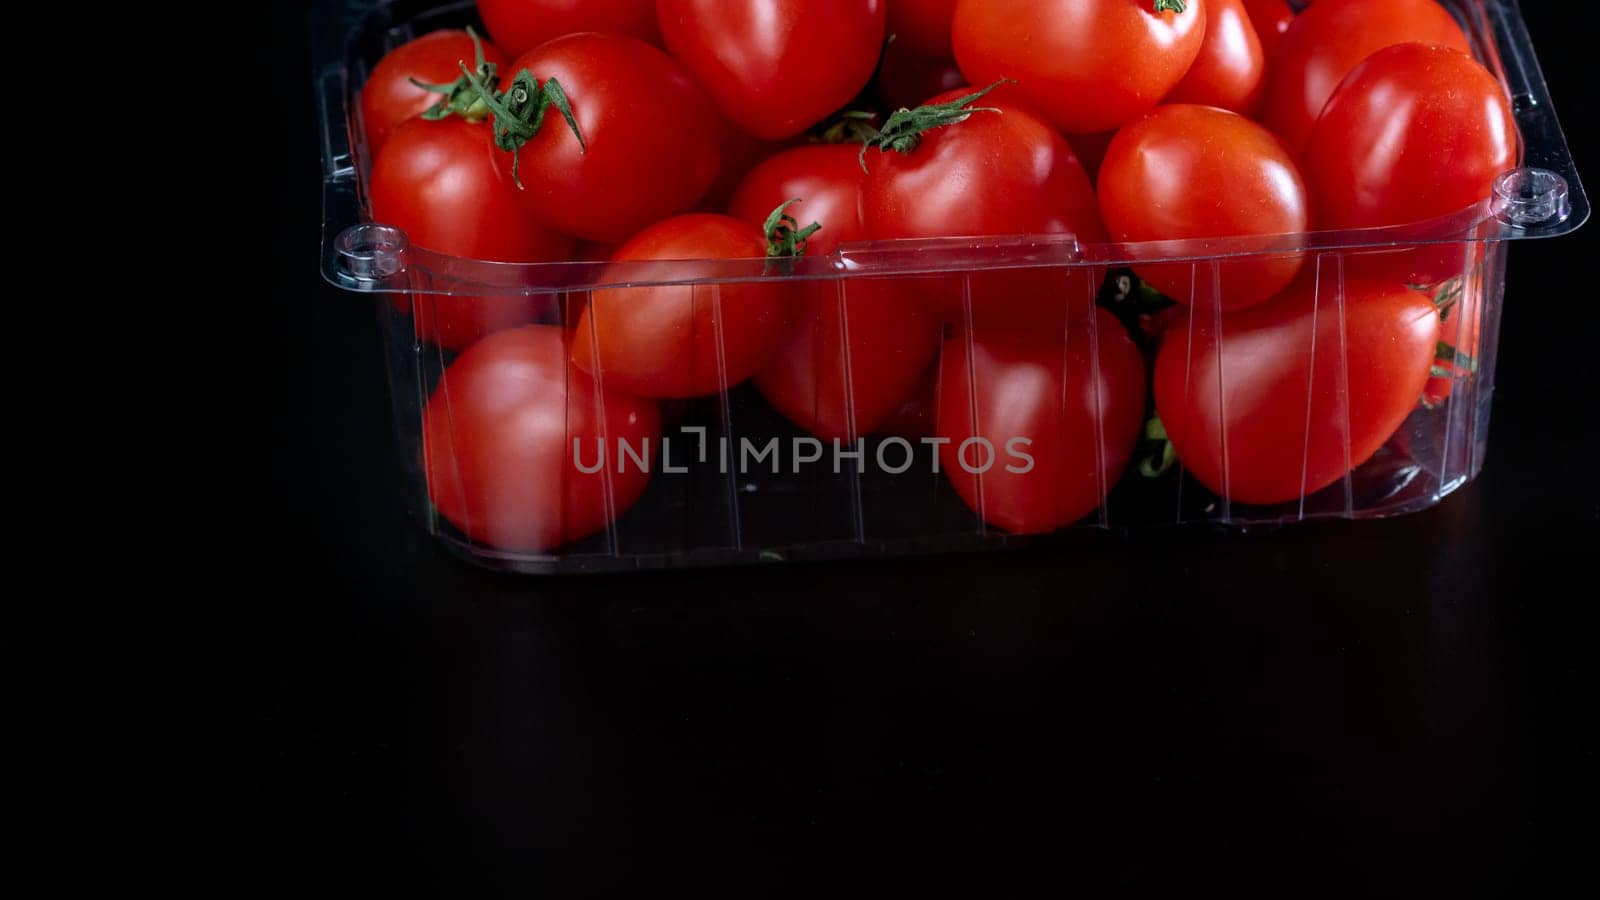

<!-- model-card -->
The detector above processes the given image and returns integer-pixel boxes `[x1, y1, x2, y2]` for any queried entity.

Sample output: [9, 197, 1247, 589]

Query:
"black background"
[264, 2, 1596, 893]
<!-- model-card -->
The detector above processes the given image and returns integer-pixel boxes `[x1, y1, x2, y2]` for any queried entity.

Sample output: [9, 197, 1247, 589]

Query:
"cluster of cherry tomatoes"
[359, 0, 1518, 553]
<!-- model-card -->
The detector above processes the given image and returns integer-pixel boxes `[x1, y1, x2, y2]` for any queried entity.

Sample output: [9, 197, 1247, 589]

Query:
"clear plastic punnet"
[317, 0, 1587, 574]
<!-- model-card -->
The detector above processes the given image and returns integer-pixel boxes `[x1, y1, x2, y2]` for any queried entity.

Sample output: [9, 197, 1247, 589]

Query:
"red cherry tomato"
[1260, 0, 1469, 155]
[476, 0, 661, 57]
[727, 145, 943, 441]
[369, 117, 574, 349]
[1307, 43, 1517, 232]
[936, 308, 1146, 534]
[887, 0, 960, 59]
[573, 214, 795, 399]
[877, 41, 967, 113]
[1098, 104, 1308, 311]
[1242, 0, 1296, 58]
[360, 30, 509, 158]
[657, 0, 887, 141]
[423, 325, 661, 552]
[952, 0, 1208, 134]
[861, 88, 1106, 331]
[1154, 275, 1441, 506]
[1166, 0, 1266, 114]
[1306, 44, 1517, 285]
[492, 34, 722, 242]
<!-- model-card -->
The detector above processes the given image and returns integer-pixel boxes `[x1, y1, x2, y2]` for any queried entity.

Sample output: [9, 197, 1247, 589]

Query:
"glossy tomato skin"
[1242, 0, 1296, 58]
[731, 145, 944, 440]
[877, 41, 967, 113]
[1306, 44, 1516, 286]
[657, 0, 887, 141]
[1260, 0, 1469, 155]
[1098, 104, 1308, 311]
[497, 34, 722, 243]
[937, 308, 1146, 534]
[476, 0, 661, 56]
[1307, 43, 1517, 232]
[369, 117, 575, 349]
[573, 215, 794, 399]
[423, 325, 661, 552]
[887, 0, 960, 59]
[862, 90, 1106, 332]
[1154, 275, 1441, 507]
[952, 0, 1208, 134]
[360, 30, 509, 158]
[1166, 0, 1266, 114]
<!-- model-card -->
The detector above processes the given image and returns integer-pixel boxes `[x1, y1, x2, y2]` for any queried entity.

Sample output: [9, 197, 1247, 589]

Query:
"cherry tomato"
[423, 325, 661, 552]
[727, 145, 943, 440]
[1242, 0, 1296, 58]
[1098, 104, 1308, 311]
[360, 30, 509, 158]
[657, 0, 887, 141]
[1154, 275, 1441, 506]
[936, 308, 1146, 534]
[476, 0, 661, 57]
[1166, 0, 1266, 114]
[1260, 0, 1469, 155]
[877, 41, 967, 113]
[862, 88, 1106, 331]
[1307, 43, 1516, 232]
[887, 0, 960, 59]
[952, 0, 1208, 134]
[573, 214, 796, 399]
[369, 117, 574, 349]
[492, 33, 722, 242]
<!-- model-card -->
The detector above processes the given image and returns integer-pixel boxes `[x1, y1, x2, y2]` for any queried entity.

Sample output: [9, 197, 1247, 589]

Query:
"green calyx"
[1153, 0, 1188, 13]
[857, 80, 1013, 172]
[764, 200, 823, 272]
[1435, 341, 1478, 374]
[409, 27, 499, 123]
[455, 61, 586, 188]
[1137, 415, 1179, 479]
[1429, 277, 1466, 320]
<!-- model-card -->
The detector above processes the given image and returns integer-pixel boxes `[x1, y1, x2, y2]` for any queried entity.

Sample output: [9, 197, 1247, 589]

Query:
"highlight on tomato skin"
[1153, 274, 1443, 508]
[423, 325, 662, 553]
[1242, 0, 1298, 58]
[936, 308, 1147, 535]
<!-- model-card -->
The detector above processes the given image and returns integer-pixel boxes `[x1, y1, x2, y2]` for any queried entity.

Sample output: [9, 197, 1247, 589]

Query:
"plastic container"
[316, 0, 1586, 574]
